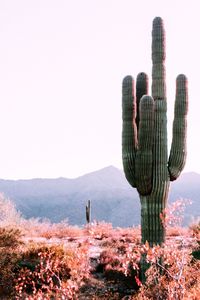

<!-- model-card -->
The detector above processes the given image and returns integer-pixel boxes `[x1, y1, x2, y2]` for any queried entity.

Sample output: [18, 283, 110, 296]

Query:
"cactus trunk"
[140, 186, 169, 246]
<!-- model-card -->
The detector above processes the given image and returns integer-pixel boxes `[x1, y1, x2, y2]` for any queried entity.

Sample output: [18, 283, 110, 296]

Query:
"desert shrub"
[97, 241, 141, 291]
[129, 238, 200, 300]
[0, 194, 84, 241]
[15, 242, 90, 299]
[189, 219, 200, 239]
[190, 221, 200, 261]
[39, 221, 83, 239]
[0, 227, 23, 248]
[99, 226, 141, 250]
[191, 239, 200, 260]
[117, 226, 141, 242]
[0, 193, 22, 227]
[21, 218, 83, 240]
[167, 226, 188, 237]
[87, 221, 113, 240]
[92, 220, 199, 300]
[161, 199, 192, 239]
[0, 227, 24, 297]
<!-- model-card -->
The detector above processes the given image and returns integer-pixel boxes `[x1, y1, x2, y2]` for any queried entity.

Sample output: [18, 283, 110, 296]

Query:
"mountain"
[0, 166, 199, 227]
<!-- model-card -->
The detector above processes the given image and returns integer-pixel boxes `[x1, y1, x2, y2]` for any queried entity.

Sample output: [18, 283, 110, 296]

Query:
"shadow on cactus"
[122, 17, 188, 247]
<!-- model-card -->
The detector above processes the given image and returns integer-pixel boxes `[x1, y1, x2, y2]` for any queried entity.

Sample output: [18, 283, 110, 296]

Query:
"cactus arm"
[122, 75, 137, 187]
[168, 74, 188, 181]
[135, 95, 154, 195]
[136, 72, 149, 128]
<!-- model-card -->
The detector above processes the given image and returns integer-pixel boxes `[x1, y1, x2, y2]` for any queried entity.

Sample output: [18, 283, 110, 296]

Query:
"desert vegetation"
[0, 194, 199, 299]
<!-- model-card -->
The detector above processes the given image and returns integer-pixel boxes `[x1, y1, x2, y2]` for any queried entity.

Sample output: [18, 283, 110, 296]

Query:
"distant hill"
[0, 166, 199, 227]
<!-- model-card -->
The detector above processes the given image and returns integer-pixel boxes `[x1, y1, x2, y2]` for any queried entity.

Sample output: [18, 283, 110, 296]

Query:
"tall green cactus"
[122, 17, 188, 246]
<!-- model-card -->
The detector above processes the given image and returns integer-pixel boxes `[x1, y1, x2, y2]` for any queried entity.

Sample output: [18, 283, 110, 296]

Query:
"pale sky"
[0, 0, 199, 179]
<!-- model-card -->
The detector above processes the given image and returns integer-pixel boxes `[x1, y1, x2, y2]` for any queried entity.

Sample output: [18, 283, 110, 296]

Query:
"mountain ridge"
[0, 166, 199, 227]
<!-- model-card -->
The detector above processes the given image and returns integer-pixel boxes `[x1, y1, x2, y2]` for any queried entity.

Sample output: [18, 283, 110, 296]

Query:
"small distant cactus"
[86, 200, 91, 224]
[122, 17, 188, 246]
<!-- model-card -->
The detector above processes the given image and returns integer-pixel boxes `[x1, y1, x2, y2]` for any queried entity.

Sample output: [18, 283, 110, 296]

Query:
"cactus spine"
[122, 17, 188, 246]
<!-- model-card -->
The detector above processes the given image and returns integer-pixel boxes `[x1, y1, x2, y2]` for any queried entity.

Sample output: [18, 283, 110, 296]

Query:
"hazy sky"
[0, 0, 199, 179]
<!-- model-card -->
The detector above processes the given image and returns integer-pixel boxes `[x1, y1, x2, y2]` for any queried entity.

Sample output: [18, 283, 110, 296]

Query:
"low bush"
[0, 227, 23, 297]
[15, 242, 90, 299]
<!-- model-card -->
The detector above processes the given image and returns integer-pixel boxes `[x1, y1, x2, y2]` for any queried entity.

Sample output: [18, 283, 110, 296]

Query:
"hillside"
[0, 166, 199, 227]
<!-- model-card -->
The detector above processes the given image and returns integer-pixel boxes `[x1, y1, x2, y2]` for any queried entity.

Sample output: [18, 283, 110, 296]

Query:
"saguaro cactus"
[122, 17, 188, 246]
[86, 200, 91, 224]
